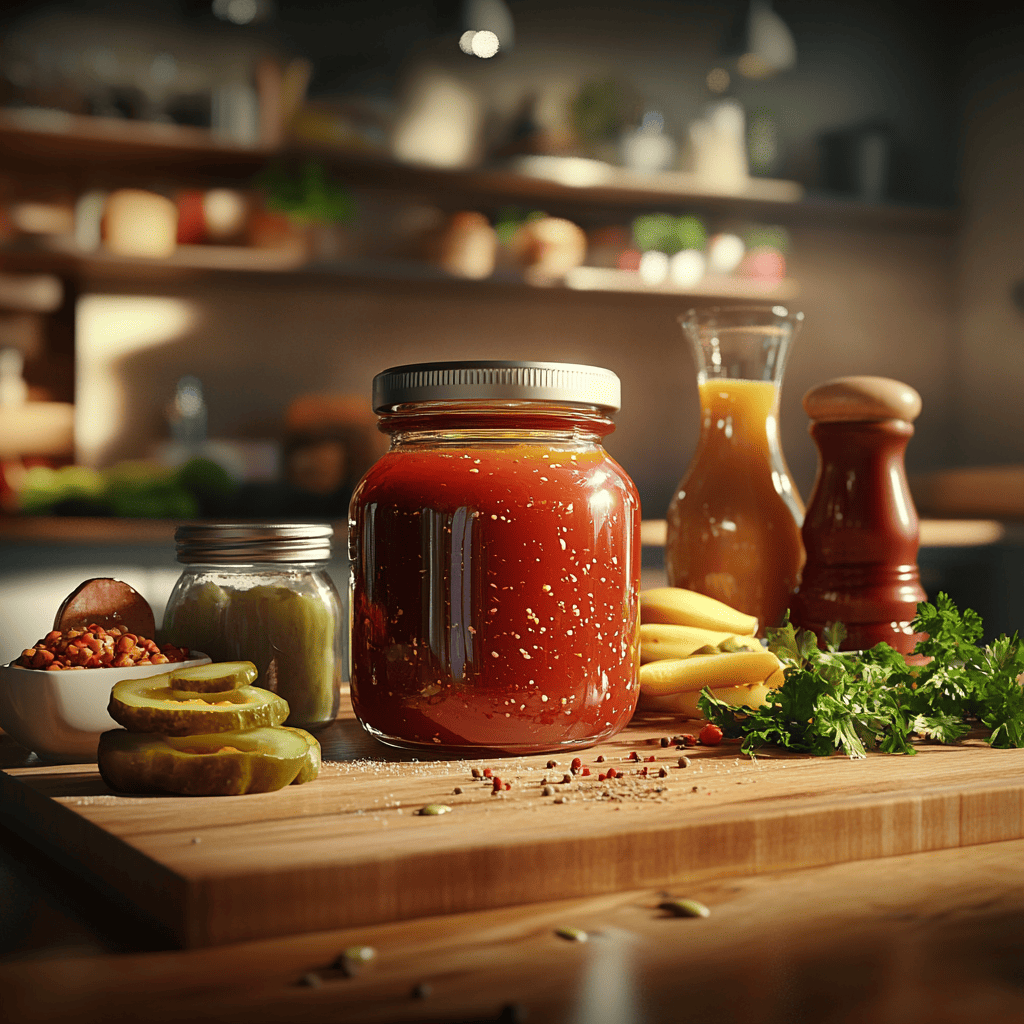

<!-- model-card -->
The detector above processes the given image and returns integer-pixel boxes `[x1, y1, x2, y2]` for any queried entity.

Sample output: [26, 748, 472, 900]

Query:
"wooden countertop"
[5, 715, 1024, 1021]
[3, 787, 1024, 1022]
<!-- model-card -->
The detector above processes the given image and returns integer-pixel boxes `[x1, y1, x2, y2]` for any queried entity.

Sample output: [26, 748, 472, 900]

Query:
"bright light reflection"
[471, 30, 500, 57]
[459, 29, 500, 57]
[76, 295, 197, 467]
[889, 465, 913, 531]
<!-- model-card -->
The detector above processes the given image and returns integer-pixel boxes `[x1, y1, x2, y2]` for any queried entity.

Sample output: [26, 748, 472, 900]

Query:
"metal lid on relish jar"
[372, 360, 621, 414]
[174, 523, 333, 564]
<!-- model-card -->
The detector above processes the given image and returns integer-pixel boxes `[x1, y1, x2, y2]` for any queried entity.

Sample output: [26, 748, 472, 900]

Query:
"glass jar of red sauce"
[348, 360, 641, 755]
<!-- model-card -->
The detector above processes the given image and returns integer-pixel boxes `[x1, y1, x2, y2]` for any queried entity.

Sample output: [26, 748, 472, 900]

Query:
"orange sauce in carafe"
[665, 379, 804, 633]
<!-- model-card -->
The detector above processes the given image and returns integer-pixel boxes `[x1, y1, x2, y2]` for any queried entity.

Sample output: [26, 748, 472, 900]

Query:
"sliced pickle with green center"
[281, 726, 322, 785]
[108, 676, 288, 736]
[166, 660, 258, 693]
[97, 726, 309, 795]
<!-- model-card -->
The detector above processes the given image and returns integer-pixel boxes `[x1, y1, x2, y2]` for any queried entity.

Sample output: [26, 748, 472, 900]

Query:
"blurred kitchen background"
[0, 0, 1022, 656]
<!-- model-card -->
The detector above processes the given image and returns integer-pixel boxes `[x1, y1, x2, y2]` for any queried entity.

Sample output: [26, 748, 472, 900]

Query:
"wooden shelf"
[0, 108, 958, 232]
[0, 237, 799, 302]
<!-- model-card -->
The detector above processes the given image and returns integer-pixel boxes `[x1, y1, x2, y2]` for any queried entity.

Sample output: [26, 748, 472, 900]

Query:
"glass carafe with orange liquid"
[665, 305, 805, 634]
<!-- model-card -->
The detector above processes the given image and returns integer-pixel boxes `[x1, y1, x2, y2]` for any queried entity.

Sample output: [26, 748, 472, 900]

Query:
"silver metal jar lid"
[174, 523, 333, 564]
[372, 360, 621, 414]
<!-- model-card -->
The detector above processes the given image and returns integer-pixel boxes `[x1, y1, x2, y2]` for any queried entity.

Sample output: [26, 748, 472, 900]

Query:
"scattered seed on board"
[660, 736, 670, 747]
[554, 795, 571, 804]
[678, 756, 691, 768]
[471, 768, 482, 778]
[542, 785, 555, 796]
[547, 759, 559, 768]
[335, 945, 378, 976]
[555, 926, 588, 942]
[418, 804, 452, 815]
[562, 773, 573, 784]
[453, 787, 463, 795]
[659, 899, 711, 918]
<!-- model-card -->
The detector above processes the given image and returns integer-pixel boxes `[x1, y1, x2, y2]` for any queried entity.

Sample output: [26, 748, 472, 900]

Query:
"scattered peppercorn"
[660, 737, 670, 747]
[562, 773, 572, 784]
[542, 785, 555, 796]
[471, 768, 482, 778]
[453, 787, 463, 795]
[678, 756, 692, 768]
[639, 766, 648, 777]
[547, 759, 559, 768]
[658, 768, 668, 778]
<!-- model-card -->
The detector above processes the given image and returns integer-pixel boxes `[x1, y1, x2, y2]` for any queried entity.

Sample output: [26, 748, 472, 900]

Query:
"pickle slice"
[108, 676, 288, 736]
[98, 726, 310, 795]
[281, 726, 322, 785]
[166, 661, 258, 693]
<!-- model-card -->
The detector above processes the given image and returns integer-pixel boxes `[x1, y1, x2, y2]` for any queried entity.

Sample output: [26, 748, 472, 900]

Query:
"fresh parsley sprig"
[697, 593, 1024, 758]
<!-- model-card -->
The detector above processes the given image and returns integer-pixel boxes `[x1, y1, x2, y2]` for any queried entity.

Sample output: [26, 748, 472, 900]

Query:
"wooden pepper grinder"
[790, 376, 927, 653]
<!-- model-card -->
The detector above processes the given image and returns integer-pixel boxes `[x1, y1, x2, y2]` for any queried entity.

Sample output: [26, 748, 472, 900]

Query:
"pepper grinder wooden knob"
[790, 376, 927, 653]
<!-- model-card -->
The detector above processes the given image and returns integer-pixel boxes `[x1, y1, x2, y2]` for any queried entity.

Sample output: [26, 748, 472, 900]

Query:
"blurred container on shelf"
[689, 99, 749, 193]
[391, 66, 483, 169]
[175, 189, 250, 246]
[706, 233, 746, 275]
[507, 215, 587, 284]
[278, 393, 383, 517]
[425, 211, 498, 280]
[620, 110, 677, 173]
[103, 189, 177, 259]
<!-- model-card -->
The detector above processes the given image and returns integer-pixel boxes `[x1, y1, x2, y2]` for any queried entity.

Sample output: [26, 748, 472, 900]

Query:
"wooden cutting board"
[4, 692, 1024, 949]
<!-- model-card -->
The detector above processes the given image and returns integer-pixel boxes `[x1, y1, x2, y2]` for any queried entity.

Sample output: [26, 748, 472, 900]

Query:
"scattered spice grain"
[659, 899, 710, 918]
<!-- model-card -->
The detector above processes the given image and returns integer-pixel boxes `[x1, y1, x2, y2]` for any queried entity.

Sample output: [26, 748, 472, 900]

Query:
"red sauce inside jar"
[349, 429, 641, 754]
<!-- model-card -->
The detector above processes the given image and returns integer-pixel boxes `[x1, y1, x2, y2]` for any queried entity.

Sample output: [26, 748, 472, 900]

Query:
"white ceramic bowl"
[0, 653, 211, 764]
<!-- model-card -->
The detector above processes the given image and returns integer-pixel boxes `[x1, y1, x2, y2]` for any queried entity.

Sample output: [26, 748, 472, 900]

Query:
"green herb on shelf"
[257, 161, 355, 225]
[697, 594, 1024, 758]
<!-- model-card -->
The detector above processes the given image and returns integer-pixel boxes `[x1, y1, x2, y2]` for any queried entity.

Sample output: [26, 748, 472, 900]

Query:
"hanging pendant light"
[459, 0, 515, 59]
[722, 0, 797, 80]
